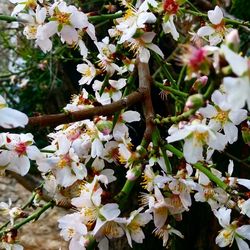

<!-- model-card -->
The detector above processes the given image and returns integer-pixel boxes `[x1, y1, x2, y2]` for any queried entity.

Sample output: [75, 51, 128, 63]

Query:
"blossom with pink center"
[0, 133, 41, 176]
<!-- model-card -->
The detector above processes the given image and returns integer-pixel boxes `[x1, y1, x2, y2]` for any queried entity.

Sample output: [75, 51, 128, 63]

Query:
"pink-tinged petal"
[199, 104, 217, 118]
[139, 47, 150, 63]
[26, 146, 41, 160]
[197, 26, 215, 37]
[211, 90, 226, 107]
[141, 32, 155, 43]
[56, 167, 77, 187]
[237, 179, 250, 189]
[224, 122, 238, 144]
[36, 6, 47, 24]
[97, 238, 109, 250]
[235, 237, 250, 250]
[36, 38, 52, 53]
[109, 79, 126, 90]
[209, 33, 223, 46]
[147, 43, 164, 59]
[91, 138, 103, 158]
[223, 77, 249, 109]
[221, 45, 248, 76]
[78, 40, 88, 58]
[122, 111, 141, 123]
[60, 26, 78, 44]
[208, 6, 223, 25]
[58, 135, 71, 155]
[183, 138, 203, 164]
[236, 225, 250, 240]
[214, 207, 231, 227]
[41, 21, 58, 38]
[229, 109, 247, 125]
[8, 155, 30, 176]
[162, 16, 179, 41]
[86, 23, 96, 41]
[11, 4, 25, 16]
[70, 11, 88, 29]
[0, 107, 28, 128]
[137, 12, 156, 27]
[100, 203, 120, 220]
[113, 123, 128, 141]
[166, 129, 190, 143]
[111, 91, 122, 102]
[208, 132, 227, 151]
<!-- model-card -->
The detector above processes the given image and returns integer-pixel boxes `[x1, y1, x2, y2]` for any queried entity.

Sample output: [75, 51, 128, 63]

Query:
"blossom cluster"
[0, 0, 250, 250]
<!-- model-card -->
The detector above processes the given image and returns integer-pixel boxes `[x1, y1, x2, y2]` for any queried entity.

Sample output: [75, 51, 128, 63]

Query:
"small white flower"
[199, 90, 247, 144]
[197, 6, 231, 45]
[214, 207, 250, 249]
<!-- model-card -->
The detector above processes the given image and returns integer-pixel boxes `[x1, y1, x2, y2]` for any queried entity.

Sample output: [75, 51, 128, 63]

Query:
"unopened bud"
[225, 29, 240, 52]
[96, 120, 113, 135]
[242, 122, 250, 146]
[185, 94, 203, 109]
[126, 165, 142, 181]
[192, 76, 208, 91]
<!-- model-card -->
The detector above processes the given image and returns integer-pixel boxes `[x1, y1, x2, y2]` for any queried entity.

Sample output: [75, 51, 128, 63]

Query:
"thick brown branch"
[137, 61, 155, 144]
[28, 90, 144, 127]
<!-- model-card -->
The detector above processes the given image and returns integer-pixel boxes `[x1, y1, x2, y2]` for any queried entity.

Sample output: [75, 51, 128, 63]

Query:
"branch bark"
[28, 90, 145, 127]
[137, 61, 156, 145]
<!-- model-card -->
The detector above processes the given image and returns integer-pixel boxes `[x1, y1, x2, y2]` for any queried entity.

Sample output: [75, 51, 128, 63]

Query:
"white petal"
[236, 225, 250, 240]
[221, 45, 248, 76]
[224, 122, 238, 144]
[235, 237, 250, 250]
[229, 109, 247, 125]
[122, 111, 141, 123]
[197, 26, 215, 37]
[208, 6, 223, 25]
[0, 107, 28, 128]
[183, 138, 203, 164]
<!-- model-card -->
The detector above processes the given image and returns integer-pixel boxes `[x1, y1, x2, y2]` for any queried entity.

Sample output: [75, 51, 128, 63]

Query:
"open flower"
[214, 207, 250, 249]
[166, 119, 227, 163]
[199, 90, 247, 144]
[197, 6, 231, 45]
[77, 60, 96, 85]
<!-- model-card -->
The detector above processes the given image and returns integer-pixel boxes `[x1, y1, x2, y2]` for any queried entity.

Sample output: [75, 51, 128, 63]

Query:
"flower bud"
[225, 29, 240, 52]
[126, 165, 142, 181]
[192, 76, 208, 91]
[185, 94, 204, 109]
[96, 120, 113, 135]
[242, 122, 250, 146]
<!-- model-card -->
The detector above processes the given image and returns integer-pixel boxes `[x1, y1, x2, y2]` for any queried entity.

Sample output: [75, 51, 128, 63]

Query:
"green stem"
[88, 12, 123, 22]
[0, 15, 18, 22]
[203, 81, 214, 99]
[182, 9, 250, 28]
[153, 53, 176, 86]
[154, 81, 188, 98]
[155, 109, 196, 124]
[160, 146, 172, 174]
[0, 201, 54, 238]
[164, 144, 229, 191]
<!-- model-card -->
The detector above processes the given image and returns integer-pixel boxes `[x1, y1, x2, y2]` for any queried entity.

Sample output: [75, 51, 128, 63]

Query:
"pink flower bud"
[225, 29, 240, 50]
[185, 94, 204, 109]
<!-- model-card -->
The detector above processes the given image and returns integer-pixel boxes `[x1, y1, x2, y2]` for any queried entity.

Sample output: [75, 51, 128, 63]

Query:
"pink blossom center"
[189, 48, 206, 70]
[163, 0, 179, 15]
[15, 142, 27, 156]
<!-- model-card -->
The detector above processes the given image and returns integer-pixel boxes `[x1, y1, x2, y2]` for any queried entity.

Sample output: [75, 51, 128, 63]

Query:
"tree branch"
[137, 61, 156, 145]
[28, 90, 145, 127]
